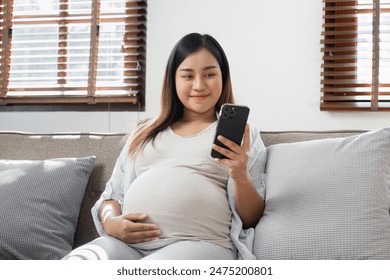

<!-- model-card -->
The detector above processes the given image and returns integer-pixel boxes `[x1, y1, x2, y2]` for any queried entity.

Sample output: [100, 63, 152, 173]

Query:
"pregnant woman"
[63, 33, 267, 260]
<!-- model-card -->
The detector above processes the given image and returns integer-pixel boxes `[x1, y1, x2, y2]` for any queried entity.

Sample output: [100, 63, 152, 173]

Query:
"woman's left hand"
[212, 123, 251, 182]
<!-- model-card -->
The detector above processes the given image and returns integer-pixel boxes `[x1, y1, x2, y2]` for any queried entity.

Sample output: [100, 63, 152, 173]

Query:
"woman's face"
[175, 48, 223, 120]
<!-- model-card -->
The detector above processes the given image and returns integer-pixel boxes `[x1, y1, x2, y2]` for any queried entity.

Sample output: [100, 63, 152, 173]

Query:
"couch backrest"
[0, 129, 368, 248]
[260, 130, 367, 147]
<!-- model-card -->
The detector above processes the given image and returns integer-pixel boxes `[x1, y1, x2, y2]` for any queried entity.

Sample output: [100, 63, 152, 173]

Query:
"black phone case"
[211, 104, 250, 159]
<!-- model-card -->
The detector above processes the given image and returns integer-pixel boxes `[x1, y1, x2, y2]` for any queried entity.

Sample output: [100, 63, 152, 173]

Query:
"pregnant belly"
[122, 167, 231, 241]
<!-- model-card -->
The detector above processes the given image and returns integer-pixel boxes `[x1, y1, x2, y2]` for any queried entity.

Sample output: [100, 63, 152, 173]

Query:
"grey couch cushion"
[0, 131, 126, 247]
[0, 156, 95, 259]
[254, 127, 390, 259]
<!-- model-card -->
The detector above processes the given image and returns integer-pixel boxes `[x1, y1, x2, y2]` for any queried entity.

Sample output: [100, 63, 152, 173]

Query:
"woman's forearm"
[99, 200, 122, 225]
[233, 176, 264, 229]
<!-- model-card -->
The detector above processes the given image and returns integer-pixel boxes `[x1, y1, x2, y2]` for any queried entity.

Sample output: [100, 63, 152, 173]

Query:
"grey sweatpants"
[62, 236, 237, 260]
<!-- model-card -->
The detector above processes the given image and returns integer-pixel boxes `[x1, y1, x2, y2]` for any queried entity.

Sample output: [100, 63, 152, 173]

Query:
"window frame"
[0, 0, 146, 111]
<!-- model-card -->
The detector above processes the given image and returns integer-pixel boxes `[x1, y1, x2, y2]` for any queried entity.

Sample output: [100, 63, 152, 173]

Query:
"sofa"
[1, 128, 389, 260]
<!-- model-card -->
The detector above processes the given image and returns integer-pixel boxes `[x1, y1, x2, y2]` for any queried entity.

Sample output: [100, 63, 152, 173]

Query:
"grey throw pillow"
[0, 156, 95, 260]
[254, 127, 390, 259]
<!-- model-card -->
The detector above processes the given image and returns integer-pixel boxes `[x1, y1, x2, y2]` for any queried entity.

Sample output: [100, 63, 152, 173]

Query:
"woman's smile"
[190, 94, 210, 100]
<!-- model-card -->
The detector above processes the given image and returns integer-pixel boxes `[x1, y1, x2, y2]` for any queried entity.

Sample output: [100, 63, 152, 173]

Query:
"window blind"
[0, 0, 146, 105]
[320, 0, 390, 111]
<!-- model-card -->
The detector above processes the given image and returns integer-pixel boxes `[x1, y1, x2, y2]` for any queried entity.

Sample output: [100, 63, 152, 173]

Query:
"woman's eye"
[183, 75, 193, 79]
[205, 73, 216, 78]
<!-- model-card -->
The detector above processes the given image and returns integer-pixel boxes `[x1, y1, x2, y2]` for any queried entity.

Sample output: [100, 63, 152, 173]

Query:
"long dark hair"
[128, 33, 234, 156]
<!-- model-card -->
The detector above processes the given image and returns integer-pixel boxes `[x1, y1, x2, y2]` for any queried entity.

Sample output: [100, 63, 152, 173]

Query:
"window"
[0, 0, 146, 109]
[320, 0, 390, 111]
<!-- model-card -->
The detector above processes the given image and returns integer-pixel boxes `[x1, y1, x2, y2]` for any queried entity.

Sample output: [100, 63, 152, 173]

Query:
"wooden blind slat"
[2, 96, 138, 105]
[321, 62, 361, 68]
[321, 71, 360, 76]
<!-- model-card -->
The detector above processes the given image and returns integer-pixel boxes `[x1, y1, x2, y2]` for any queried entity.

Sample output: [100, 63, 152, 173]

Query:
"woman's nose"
[193, 77, 206, 91]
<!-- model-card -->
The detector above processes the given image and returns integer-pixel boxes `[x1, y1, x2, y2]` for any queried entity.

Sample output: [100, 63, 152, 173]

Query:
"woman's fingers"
[212, 124, 250, 159]
[114, 213, 161, 244]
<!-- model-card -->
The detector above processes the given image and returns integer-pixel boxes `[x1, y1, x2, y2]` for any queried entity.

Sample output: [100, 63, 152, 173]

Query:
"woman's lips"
[190, 94, 209, 100]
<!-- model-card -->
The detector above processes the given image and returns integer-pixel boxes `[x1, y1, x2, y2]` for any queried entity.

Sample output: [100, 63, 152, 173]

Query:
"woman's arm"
[230, 174, 264, 228]
[212, 124, 265, 228]
[92, 122, 161, 242]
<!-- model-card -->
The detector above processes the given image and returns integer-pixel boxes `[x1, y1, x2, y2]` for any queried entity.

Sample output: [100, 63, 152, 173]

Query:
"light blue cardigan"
[91, 121, 267, 260]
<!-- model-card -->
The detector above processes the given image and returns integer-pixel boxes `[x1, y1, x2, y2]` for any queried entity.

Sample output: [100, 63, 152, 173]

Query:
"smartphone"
[211, 104, 250, 159]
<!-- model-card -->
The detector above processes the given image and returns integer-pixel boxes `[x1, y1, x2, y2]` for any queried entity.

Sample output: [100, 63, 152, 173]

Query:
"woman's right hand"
[103, 213, 161, 244]
[100, 200, 160, 244]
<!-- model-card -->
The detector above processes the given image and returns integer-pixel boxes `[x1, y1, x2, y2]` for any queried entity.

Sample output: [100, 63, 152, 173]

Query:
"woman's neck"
[171, 111, 217, 137]
[180, 109, 217, 123]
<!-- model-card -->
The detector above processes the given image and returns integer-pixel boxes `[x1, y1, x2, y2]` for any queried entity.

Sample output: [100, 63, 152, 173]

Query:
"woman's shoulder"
[248, 122, 260, 136]
[247, 122, 266, 148]
[135, 117, 154, 128]
[127, 118, 153, 134]
[121, 118, 154, 146]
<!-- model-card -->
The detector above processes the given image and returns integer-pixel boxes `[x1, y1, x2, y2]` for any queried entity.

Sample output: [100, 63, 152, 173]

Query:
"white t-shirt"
[122, 122, 233, 249]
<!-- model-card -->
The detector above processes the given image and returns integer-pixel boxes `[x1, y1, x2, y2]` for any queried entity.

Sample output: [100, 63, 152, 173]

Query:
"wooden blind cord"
[371, 0, 380, 111]
[0, 0, 12, 100]
[87, 0, 100, 103]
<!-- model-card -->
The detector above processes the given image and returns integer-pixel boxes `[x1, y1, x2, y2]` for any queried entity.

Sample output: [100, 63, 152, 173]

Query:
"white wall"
[0, 0, 389, 133]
